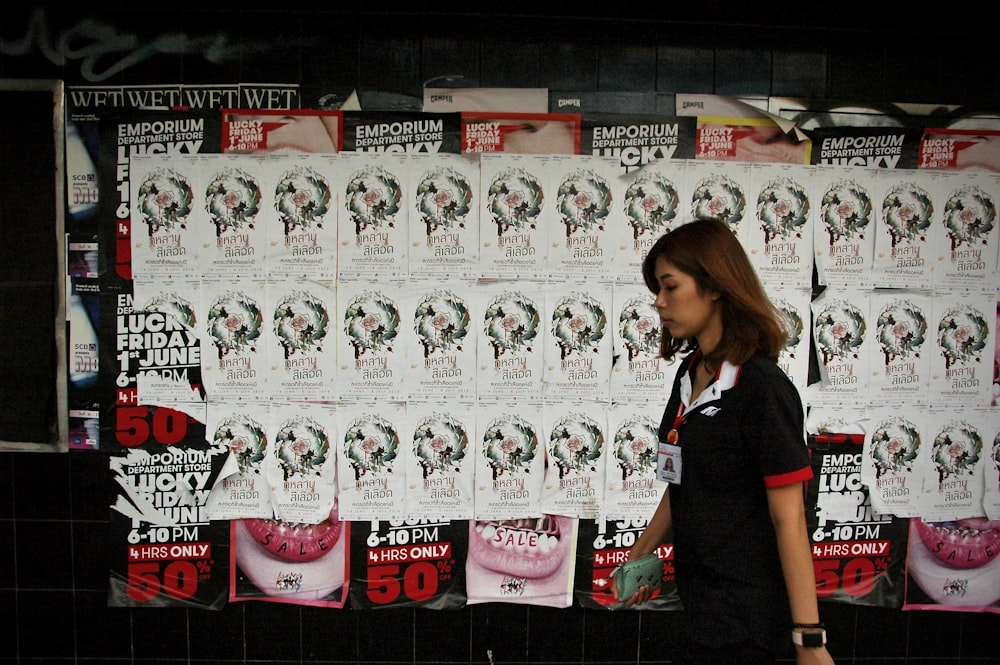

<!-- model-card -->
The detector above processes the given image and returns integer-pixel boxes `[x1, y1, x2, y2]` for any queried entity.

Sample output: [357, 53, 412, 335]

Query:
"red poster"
[918, 128, 1000, 172]
[461, 112, 581, 155]
[695, 116, 811, 164]
[222, 108, 342, 154]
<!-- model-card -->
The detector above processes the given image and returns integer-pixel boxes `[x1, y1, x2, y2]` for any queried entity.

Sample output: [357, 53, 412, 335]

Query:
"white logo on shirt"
[701, 406, 721, 417]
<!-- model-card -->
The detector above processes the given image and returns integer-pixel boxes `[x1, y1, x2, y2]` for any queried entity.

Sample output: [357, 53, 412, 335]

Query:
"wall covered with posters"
[92, 101, 999, 615]
[3, 5, 1000, 665]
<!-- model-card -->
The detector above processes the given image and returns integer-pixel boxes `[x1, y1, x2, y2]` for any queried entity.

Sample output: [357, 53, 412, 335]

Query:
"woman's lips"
[469, 516, 568, 579]
[243, 506, 342, 563]
[914, 517, 1000, 569]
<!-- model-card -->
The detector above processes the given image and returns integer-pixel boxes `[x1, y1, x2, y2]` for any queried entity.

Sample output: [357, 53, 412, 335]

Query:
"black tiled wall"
[1, 5, 999, 665]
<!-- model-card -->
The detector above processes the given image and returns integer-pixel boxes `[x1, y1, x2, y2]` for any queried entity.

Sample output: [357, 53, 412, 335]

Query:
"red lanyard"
[666, 350, 706, 445]
[666, 401, 684, 444]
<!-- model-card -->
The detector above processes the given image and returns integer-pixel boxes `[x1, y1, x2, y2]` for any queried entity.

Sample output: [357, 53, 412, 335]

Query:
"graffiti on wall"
[1, 7, 252, 82]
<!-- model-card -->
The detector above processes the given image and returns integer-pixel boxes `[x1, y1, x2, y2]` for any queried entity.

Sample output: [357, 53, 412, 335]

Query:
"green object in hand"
[610, 553, 664, 599]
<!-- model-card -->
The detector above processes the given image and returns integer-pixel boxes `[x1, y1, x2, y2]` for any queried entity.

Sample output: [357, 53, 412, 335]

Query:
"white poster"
[928, 289, 995, 406]
[541, 281, 615, 403]
[475, 280, 545, 399]
[399, 399, 476, 520]
[200, 153, 271, 276]
[336, 401, 409, 521]
[479, 153, 549, 279]
[766, 284, 812, 394]
[473, 399, 546, 520]
[264, 275, 337, 400]
[336, 277, 407, 400]
[870, 169, 940, 288]
[205, 400, 273, 520]
[199, 275, 268, 400]
[685, 159, 752, 247]
[984, 415, 1000, 521]
[544, 154, 620, 280]
[266, 153, 339, 279]
[930, 171, 1000, 291]
[335, 152, 409, 278]
[862, 405, 929, 518]
[130, 272, 204, 404]
[809, 288, 873, 407]
[402, 280, 478, 401]
[610, 283, 676, 404]
[868, 289, 933, 405]
[911, 406, 989, 522]
[746, 163, 816, 289]
[407, 153, 481, 279]
[813, 165, 877, 288]
[612, 160, 689, 282]
[539, 400, 609, 519]
[603, 403, 667, 520]
[265, 400, 338, 525]
[129, 154, 208, 277]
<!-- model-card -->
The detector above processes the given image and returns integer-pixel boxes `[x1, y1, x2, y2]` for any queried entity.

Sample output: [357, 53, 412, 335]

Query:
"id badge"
[657, 442, 681, 484]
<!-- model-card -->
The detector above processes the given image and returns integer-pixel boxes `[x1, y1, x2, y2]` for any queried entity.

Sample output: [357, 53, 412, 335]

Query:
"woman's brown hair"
[640, 217, 788, 368]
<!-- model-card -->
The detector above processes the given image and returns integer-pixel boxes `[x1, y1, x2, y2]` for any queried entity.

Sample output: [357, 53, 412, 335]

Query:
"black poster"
[349, 519, 468, 609]
[806, 432, 909, 608]
[98, 108, 229, 608]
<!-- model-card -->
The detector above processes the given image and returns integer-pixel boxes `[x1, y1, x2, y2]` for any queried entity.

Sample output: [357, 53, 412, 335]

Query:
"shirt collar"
[680, 356, 742, 410]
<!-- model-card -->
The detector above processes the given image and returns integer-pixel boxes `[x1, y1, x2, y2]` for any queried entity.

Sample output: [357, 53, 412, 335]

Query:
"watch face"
[801, 630, 826, 648]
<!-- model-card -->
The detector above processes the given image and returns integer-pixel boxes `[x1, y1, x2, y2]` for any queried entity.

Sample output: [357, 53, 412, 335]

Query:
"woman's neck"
[694, 311, 723, 364]
[690, 354, 715, 401]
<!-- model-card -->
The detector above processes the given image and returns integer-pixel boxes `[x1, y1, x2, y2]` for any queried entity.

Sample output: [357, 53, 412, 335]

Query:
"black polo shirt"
[658, 350, 813, 654]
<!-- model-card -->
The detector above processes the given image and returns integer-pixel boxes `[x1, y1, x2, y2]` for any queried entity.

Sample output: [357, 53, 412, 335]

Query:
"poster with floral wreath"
[813, 165, 877, 289]
[539, 400, 609, 520]
[472, 399, 546, 520]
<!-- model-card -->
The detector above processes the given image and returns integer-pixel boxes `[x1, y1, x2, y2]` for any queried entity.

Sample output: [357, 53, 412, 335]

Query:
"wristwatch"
[792, 627, 827, 648]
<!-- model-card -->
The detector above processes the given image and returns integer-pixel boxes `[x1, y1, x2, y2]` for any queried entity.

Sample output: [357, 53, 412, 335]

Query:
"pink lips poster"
[229, 505, 350, 608]
[904, 516, 1000, 613]
[464, 514, 577, 608]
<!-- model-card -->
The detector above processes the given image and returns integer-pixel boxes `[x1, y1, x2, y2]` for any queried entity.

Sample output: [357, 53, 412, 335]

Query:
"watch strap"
[792, 627, 827, 648]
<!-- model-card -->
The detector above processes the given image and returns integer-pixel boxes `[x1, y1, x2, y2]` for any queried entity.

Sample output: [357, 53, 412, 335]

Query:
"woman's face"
[651, 257, 722, 346]
[499, 120, 576, 155]
[236, 114, 339, 153]
[731, 124, 809, 163]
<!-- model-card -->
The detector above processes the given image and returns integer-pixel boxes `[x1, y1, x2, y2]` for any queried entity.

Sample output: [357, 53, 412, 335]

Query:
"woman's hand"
[794, 644, 835, 665]
[621, 582, 653, 607]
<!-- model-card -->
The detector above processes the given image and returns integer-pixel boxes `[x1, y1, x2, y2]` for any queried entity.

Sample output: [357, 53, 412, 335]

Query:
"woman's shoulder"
[736, 352, 795, 388]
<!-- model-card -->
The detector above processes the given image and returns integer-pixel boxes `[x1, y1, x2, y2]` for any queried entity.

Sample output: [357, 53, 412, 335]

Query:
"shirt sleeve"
[740, 355, 813, 488]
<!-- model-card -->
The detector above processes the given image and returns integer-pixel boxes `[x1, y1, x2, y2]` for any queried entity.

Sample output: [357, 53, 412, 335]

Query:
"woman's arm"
[767, 482, 835, 664]
[634, 490, 672, 555]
